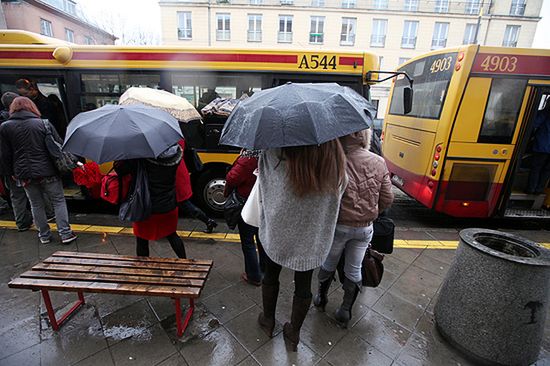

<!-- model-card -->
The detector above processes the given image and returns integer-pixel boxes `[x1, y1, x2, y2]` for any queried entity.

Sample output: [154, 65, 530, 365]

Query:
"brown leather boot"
[258, 282, 279, 337]
[283, 295, 312, 351]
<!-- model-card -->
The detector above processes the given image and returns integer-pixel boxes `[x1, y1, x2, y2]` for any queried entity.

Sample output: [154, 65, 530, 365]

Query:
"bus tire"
[194, 168, 227, 217]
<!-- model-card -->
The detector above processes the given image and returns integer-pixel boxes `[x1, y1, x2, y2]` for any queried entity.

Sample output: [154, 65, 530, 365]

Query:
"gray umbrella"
[63, 104, 182, 164]
[219, 83, 376, 149]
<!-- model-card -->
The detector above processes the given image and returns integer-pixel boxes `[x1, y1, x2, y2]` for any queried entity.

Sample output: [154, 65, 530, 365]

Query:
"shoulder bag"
[241, 179, 260, 227]
[370, 215, 395, 254]
[101, 168, 132, 205]
[42, 119, 78, 173]
[223, 190, 245, 230]
[119, 161, 152, 222]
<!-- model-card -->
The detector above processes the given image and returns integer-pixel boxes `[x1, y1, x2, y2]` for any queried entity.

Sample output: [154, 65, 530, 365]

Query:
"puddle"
[102, 323, 152, 341]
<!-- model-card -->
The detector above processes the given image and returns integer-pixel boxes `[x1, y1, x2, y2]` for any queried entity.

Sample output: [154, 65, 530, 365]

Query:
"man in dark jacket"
[15, 79, 68, 138]
[527, 100, 550, 194]
[0, 100, 76, 244]
[0, 92, 19, 214]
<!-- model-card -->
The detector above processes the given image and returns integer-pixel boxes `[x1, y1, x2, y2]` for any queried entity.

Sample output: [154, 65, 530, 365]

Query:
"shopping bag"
[241, 179, 260, 227]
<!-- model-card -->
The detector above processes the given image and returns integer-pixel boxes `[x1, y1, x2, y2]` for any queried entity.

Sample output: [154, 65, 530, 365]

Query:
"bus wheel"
[195, 169, 227, 217]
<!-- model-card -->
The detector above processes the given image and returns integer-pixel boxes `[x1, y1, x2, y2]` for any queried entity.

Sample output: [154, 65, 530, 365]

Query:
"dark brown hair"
[282, 139, 346, 197]
[9, 96, 41, 117]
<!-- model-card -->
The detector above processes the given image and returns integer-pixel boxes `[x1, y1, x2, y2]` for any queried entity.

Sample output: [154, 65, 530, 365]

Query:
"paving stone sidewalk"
[0, 223, 549, 366]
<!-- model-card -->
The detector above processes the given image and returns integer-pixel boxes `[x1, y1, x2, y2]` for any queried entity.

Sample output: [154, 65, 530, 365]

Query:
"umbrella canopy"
[219, 83, 376, 149]
[63, 104, 183, 164]
[119, 87, 201, 123]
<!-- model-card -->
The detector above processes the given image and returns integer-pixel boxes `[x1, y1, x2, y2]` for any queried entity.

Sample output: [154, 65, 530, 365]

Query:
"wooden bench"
[8, 251, 213, 337]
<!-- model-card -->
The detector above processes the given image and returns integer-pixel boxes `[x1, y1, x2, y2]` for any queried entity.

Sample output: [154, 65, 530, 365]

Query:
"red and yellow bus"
[0, 30, 379, 214]
[382, 45, 550, 218]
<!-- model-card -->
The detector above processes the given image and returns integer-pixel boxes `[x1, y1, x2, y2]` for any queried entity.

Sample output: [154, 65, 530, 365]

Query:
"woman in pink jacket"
[314, 128, 394, 327]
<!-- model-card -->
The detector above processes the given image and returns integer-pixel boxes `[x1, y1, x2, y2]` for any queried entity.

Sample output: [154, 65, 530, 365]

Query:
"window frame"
[463, 23, 478, 44]
[309, 16, 325, 44]
[340, 17, 356, 46]
[341, 0, 356, 9]
[403, 0, 419, 11]
[247, 14, 262, 42]
[431, 22, 449, 49]
[65, 28, 74, 43]
[40, 18, 53, 37]
[434, 0, 449, 13]
[177, 11, 193, 40]
[311, 0, 325, 6]
[370, 18, 387, 47]
[510, 0, 526, 16]
[465, 0, 481, 14]
[502, 25, 520, 47]
[278, 15, 293, 43]
[402, 20, 418, 49]
[216, 13, 231, 41]
[373, 0, 388, 10]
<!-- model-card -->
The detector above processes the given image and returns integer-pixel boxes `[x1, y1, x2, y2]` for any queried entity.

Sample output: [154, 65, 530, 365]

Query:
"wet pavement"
[0, 219, 549, 366]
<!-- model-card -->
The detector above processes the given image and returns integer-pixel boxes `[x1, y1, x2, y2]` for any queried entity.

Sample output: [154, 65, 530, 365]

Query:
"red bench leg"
[41, 290, 85, 331]
[174, 298, 195, 337]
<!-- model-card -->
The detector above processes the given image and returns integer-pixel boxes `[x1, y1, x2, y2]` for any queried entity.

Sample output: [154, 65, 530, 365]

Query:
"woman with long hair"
[314, 129, 394, 327]
[256, 139, 347, 351]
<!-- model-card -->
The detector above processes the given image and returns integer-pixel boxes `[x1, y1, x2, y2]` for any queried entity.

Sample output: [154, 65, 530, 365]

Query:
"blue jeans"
[24, 176, 73, 241]
[238, 218, 266, 283]
[321, 224, 374, 283]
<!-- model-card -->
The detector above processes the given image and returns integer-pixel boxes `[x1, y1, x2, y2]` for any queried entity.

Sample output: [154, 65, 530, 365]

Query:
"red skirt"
[133, 208, 179, 241]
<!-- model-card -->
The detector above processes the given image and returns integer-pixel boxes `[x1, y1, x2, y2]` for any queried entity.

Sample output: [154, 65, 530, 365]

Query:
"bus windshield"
[389, 52, 457, 119]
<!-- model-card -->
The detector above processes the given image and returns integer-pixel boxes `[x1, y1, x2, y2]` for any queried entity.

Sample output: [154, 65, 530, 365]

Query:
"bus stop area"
[0, 215, 549, 366]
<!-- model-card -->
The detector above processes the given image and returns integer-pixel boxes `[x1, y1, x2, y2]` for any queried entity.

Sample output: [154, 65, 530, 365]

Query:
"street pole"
[473, 7, 482, 44]
[208, 0, 212, 46]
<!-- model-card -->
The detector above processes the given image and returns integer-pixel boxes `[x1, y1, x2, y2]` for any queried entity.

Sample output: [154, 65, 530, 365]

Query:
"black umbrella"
[63, 104, 182, 164]
[219, 83, 376, 149]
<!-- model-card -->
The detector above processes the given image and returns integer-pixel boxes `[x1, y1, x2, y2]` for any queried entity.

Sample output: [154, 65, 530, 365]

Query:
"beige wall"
[160, 0, 543, 117]
[2, 1, 115, 44]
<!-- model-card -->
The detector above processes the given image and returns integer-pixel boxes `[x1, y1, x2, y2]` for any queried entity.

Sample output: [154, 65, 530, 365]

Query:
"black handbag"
[371, 216, 395, 254]
[119, 161, 152, 222]
[42, 119, 77, 173]
[224, 190, 245, 230]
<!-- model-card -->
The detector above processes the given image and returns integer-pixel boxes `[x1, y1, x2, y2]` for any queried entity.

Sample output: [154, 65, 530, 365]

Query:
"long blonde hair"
[282, 139, 346, 197]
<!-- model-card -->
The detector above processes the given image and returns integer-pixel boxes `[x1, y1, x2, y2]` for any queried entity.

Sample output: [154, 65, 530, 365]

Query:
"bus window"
[389, 52, 457, 119]
[478, 78, 527, 144]
[80, 73, 160, 109]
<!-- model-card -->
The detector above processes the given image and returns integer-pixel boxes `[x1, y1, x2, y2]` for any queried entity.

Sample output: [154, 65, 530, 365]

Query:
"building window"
[278, 15, 293, 43]
[250, 0, 262, 4]
[64, 0, 76, 15]
[341, 0, 355, 8]
[434, 0, 449, 13]
[398, 57, 410, 65]
[463, 23, 478, 44]
[402, 20, 418, 48]
[503, 25, 520, 47]
[40, 19, 53, 37]
[340, 17, 356, 46]
[216, 13, 231, 41]
[177, 12, 192, 40]
[371, 19, 387, 47]
[404, 0, 418, 11]
[373, 0, 388, 9]
[309, 16, 324, 44]
[65, 28, 74, 42]
[280, 0, 294, 4]
[465, 0, 481, 14]
[311, 0, 325, 6]
[432, 22, 449, 49]
[248, 14, 262, 42]
[84, 36, 94, 45]
[510, 0, 526, 16]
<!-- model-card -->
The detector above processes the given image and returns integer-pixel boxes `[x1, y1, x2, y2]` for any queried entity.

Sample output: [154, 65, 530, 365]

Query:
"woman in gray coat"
[257, 139, 347, 351]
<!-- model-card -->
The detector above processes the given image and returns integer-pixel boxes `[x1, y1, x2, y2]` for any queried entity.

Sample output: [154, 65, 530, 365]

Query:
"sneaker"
[61, 233, 78, 245]
[40, 236, 52, 244]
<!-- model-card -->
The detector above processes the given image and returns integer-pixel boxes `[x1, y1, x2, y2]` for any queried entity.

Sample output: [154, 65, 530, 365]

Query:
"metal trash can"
[434, 228, 550, 366]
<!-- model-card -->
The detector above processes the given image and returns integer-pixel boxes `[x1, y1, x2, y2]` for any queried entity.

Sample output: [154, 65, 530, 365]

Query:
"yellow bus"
[0, 30, 379, 214]
[382, 45, 550, 218]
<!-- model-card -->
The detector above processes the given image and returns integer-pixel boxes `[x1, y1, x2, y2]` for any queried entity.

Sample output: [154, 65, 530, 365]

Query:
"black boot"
[334, 277, 361, 328]
[258, 282, 279, 337]
[313, 268, 334, 312]
[204, 219, 218, 233]
[283, 295, 312, 351]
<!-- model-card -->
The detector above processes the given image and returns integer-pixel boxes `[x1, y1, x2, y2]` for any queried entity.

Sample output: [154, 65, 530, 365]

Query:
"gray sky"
[78, 0, 549, 48]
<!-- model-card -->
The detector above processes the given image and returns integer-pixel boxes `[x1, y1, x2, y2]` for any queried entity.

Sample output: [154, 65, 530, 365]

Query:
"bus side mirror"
[404, 87, 413, 115]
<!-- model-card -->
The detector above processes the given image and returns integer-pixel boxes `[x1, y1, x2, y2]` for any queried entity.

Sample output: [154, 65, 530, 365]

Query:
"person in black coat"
[0, 97, 76, 244]
[114, 144, 187, 258]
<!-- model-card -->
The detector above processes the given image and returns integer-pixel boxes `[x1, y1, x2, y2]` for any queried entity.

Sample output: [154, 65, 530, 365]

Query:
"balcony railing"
[178, 28, 192, 39]
[370, 34, 386, 47]
[278, 31, 292, 43]
[340, 34, 355, 46]
[341, 1, 355, 8]
[280, 0, 294, 5]
[510, 3, 526, 16]
[503, 40, 518, 47]
[247, 31, 262, 42]
[431, 38, 447, 49]
[309, 33, 324, 44]
[401, 36, 416, 48]
[403, 3, 418, 11]
[216, 30, 230, 41]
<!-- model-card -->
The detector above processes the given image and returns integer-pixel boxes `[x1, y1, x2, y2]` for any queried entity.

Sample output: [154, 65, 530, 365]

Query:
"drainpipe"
[208, 0, 212, 46]
[483, 0, 493, 46]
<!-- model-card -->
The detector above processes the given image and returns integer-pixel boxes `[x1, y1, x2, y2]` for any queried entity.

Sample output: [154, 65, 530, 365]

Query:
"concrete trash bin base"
[434, 228, 550, 366]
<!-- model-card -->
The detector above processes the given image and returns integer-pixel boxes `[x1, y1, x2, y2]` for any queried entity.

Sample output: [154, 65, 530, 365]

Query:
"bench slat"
[33, 263, 208, 279]
[52, 251, 213, 266]
[21, 270, 205, 287]
[9, 277, 202, 297]
[44, 257, 211, 272]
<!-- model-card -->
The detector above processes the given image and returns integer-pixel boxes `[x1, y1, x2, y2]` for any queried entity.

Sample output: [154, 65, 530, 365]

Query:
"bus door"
[437, 77, 529, 218]
[501, 86, 550, 217]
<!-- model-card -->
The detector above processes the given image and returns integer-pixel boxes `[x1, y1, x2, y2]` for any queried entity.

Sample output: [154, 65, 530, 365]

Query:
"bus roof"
[0, 30, 378, 78]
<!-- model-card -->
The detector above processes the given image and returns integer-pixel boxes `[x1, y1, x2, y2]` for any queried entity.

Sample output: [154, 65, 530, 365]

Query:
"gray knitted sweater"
[258, 149, 346, 271]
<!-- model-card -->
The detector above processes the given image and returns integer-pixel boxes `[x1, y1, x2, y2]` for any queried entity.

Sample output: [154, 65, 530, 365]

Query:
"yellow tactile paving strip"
[0, 220, 548, 249]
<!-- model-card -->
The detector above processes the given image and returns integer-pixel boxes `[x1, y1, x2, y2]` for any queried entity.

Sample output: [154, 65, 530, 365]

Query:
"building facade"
[1, 0, 116, 44]
[159, 0, 543, 117]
